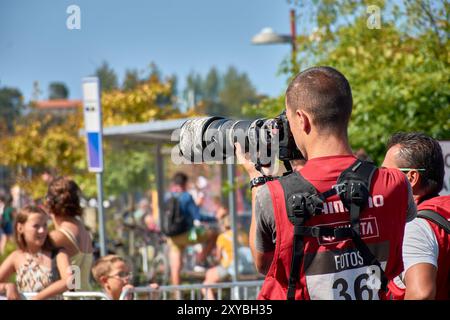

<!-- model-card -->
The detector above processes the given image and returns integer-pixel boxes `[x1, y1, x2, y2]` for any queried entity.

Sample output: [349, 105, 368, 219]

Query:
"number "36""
[332, 273, 374, 300]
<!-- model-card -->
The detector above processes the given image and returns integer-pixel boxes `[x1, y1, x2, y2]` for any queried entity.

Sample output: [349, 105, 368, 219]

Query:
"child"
[202, 210, 234, 300]
[92, 255, 158, 300]
[0, 205, 72, 300]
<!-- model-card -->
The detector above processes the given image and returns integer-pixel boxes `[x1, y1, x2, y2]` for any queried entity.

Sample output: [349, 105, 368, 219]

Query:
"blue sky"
[0, 0, 295, 103]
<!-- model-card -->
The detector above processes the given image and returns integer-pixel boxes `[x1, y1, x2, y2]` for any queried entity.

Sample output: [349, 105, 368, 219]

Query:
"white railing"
[20, 291, 110, 300]
[120, 280, 264, 300]
[11, 280, 264, 300]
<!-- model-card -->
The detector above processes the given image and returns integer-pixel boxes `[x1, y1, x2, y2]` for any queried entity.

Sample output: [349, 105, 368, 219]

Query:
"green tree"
[219, 66, 259, 117]
[249, 0, 450, 163]
[202, 67, 223, 115]
[95, 61, 118, 92]
[0, 64, 197, 199]
[183, 66, 261, 117]
[183, 71, 203, 107]
[122, 69, 141, 91]
[48, 82, 69, 100]
[0, 87, 24, 134]
[203, 67, 220, 102]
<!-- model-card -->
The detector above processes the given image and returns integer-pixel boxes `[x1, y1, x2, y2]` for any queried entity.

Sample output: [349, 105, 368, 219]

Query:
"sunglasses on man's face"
[398, 168, 426, 173]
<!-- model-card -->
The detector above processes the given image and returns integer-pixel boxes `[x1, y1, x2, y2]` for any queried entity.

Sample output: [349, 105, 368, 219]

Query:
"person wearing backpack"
[235, 66, 416, 300]
[383, 132, 449, 300]
[161, 172, 217, 290]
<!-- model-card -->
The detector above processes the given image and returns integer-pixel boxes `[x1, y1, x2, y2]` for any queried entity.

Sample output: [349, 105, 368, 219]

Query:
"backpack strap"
[417, 210, 450, 233]
[336, 160, 388, 292]
[278, 172, 317, 300]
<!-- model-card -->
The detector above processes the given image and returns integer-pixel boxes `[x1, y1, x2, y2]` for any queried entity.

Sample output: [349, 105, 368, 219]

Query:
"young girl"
[0, 206, 71, 300]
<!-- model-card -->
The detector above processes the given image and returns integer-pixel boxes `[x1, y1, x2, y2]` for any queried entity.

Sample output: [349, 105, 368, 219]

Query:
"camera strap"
[279, 159, 388, 300]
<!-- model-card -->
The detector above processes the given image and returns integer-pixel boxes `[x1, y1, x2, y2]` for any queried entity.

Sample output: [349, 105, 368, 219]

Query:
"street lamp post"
[252, 9, 298, 74]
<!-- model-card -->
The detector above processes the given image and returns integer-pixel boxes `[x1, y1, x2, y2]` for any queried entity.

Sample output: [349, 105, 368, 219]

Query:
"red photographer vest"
[388, 195, 450, 300]
[257, 156, 408, 300]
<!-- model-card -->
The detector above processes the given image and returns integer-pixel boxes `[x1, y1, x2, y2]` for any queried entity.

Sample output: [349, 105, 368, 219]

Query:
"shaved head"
[285, 66, 352, 134]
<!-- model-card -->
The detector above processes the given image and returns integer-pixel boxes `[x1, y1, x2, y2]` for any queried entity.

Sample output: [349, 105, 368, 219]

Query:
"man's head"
[285, 66, 352, 157]
[383, 132, 444, 199]
[172, 172, 188, 188]
[92, 255, 133, 300]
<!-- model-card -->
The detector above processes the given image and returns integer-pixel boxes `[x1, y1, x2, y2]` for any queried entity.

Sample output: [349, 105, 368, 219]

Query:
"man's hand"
[234, 142, 262, 179]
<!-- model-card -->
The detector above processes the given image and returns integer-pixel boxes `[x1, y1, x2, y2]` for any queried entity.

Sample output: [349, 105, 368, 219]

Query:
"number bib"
[304, 242, 389, 300]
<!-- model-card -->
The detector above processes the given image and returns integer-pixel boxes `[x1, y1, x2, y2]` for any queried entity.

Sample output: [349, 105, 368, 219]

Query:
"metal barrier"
[62, 291, 110, 300]
[21, 291, 110, 300]
[15, 281, 264, 300]
[120, 280, 264, 300]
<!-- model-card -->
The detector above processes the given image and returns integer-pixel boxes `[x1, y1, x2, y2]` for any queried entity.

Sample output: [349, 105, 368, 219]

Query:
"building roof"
[35, 99, 82, 110]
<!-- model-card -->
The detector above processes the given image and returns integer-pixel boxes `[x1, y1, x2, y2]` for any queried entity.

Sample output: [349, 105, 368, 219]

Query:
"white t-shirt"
[403, 218, 439, 270]
[394, 217, 439, 288]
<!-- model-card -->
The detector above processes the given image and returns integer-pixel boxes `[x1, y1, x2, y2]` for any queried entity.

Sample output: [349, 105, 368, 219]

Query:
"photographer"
[383, 132, 449, 300]
[235, 66, 416, 300]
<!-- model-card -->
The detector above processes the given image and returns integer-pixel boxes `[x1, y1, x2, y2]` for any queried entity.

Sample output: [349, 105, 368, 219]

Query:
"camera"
[177, 111, 303, 167]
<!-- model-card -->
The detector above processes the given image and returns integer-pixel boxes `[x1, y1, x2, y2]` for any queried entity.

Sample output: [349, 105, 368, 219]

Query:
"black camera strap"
[283, 160, 293, 174]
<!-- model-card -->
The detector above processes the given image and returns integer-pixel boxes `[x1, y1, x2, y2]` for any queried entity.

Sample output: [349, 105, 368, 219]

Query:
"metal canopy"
[101, 118, 196, 143]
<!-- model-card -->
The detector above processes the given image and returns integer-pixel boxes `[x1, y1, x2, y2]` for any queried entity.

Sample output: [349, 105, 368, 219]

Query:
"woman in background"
[46, 177, 93, 291]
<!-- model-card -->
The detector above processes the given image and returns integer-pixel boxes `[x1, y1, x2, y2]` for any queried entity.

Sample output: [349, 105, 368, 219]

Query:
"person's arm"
[0, 251, 21, 300]
[215, 237, 222, 262]
[0, 251, 17, 283]
[404, 263, 437, 300]
[32, 250, 71, 300]
[402, 218, 438, 300]
[250, 187, 274, 275]
[235, 143, 275, 275]
[0, 282, 21, 300]
[186, 196, 216, 223]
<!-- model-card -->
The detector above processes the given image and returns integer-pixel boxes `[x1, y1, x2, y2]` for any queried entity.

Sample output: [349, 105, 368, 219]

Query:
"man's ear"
[407, 170, 421, 189]
[297, 110, 311, 134]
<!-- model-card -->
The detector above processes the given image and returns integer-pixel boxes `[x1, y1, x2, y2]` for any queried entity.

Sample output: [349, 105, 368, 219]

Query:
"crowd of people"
[0, 66, 448, 300]
[0, 171, 248, 300]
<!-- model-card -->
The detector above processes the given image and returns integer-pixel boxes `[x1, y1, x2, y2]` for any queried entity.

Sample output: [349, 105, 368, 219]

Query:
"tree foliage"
[0, 64, 196, 199]
[183, 66, 260, 117]
[48, 82, 69, 100]
[249, 0, 450, 163]
[95, 61, 119, 92]
[0, 87, 24, 134]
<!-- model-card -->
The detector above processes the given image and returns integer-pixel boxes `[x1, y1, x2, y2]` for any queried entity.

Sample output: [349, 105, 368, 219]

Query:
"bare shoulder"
[49, 229, 72, 247]
[3, 250, 23, 269]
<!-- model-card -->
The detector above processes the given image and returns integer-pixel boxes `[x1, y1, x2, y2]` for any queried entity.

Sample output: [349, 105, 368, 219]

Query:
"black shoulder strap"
[337, 160, 376, 235]
[278, 171, 317, 300]
[337, 160, 389, 292]
[418, 210, 450, 233]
